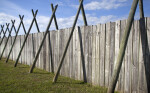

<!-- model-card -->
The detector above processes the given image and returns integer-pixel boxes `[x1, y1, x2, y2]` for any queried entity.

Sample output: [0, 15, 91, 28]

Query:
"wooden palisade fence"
[0, 17, 150, 93]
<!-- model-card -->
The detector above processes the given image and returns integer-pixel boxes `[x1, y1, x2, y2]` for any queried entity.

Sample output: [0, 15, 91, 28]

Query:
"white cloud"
[0, 0, 31, 18]
[0, 12, 128, 36]
[84, 0, 127, 10]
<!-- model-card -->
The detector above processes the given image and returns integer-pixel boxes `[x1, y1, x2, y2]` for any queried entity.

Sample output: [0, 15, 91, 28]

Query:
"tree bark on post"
[107, 0, 139, 93]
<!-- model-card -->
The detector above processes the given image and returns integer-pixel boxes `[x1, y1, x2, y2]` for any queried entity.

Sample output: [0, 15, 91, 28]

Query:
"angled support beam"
[32, 9, 40, 32]
[19, 15, 27, 34]
[29, 4, 58, 73]
[51, 4, 59, 30]
[14, 10, 39, 67]
[107, 0, 139, 93]
[77, 26, 87, 83]
[139, 0, 150, 92]
[0, 23, 10, 46]
[79, 0, 88, 26]
[5, 15, 26, 63]
[0, 20, 16, 60]
[53, 0, 84, 83]
[0, 25, 4, 38]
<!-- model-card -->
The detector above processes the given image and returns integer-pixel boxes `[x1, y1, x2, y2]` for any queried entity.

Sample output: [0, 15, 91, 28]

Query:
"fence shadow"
[139, 17, 150, 92]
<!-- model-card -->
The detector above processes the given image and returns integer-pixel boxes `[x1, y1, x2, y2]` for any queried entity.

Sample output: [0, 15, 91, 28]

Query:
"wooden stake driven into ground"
[0, 25, 4, 38]
[139, 0, 150, 92]
[107, 0, 139, 92]
[0, 20, 17, 60]
[53, 0, 86, 83]
[5, 15, 26, 63]
[0, 23, 10, 46]
[29, 4, 58, 73]
[14, 10, 40, 67]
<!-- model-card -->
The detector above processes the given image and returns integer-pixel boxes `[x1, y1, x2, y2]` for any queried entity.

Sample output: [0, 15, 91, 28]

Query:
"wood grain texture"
[105, 22, 110, 87]
[92, 25, 96, 85]
[95, 24, 100, 85]
[1, 18, 150, 92]
[114, 20, 121, 90]
[100, 24, 106, 86]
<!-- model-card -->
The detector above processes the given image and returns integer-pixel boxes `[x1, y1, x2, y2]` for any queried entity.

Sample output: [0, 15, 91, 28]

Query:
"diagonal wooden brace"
[14, 10, 39, 67]
[29, 4, 58, 73]
[6, 15, 26, 63]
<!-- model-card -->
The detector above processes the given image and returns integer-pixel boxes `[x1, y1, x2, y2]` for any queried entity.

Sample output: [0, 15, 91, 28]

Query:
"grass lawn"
[0, 58, 119, 93]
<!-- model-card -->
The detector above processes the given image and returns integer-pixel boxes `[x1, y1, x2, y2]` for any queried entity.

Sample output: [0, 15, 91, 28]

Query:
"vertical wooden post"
[107, 0, 139, 93]
[14, 10, 38, 67]
[0, 20, 16, 60]
[139, 0, 150, 92]
[53, 0, 84, 83]
[0, 23, 10, 46]
[29, 5, 58, 73]
[5, 15, 26, 63]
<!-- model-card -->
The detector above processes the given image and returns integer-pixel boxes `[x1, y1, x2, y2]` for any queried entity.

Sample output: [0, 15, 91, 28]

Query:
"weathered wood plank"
[120, 20, 126, 92]
[88, 26, 92, 83]
[131, 20, 139, 93]
[124, 19, 132, 93]
[43, 32, 47, 70]
[45, 31, 50, 72]
[105, 22, 111, 87]
[100, 23, 106, 86]
[95, 24, 100, 85]
[66, 28, 70, 77]
[114, 20, 121, 90]
[146, 17, 150, 93]
[109, 22, 115, 85]
[74, 27, 78, 79]
[139, 19, 147, 93]
[79, 26, 84, 81]
[92, 25, 96, 85]
[69, 27, 73, 78]
[76, 27, 81, 80]
[54, 30, 59, 73]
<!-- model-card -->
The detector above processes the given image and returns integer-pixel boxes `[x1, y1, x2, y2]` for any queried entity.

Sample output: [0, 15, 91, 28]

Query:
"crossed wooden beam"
[5, 15, 26, 63]
[0, 20, 17, 60]
[0, 0, 88, 85]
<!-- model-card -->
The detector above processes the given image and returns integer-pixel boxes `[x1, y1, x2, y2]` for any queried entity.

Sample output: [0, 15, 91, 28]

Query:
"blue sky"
[0, 0, 150, 35]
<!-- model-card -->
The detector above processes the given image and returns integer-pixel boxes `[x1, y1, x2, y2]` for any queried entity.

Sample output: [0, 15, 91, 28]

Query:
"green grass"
[0, 58, 119, 93]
